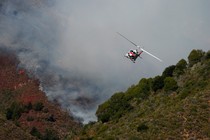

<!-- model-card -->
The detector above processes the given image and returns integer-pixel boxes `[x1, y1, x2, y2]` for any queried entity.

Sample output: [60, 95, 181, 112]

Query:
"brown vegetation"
[0, 51, 82, 139]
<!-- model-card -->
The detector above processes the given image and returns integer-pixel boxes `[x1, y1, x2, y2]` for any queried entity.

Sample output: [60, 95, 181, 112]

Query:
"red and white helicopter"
[117, 32, 162, 63]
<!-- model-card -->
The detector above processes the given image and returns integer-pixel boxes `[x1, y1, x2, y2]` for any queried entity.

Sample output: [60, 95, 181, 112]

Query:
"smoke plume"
[0, 0, 134, 123]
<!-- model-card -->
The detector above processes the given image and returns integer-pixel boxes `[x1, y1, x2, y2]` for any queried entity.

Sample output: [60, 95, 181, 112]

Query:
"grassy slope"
[78, 53, 210, 139]
[86, 90, 209, 140]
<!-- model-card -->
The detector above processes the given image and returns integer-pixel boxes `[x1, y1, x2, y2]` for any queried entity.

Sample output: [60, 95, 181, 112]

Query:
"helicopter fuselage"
[125, 50, 143, 63]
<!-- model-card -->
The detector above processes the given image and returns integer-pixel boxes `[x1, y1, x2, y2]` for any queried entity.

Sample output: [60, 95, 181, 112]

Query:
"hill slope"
[0, 50, 82, 139]
[78, 49, 210, 139]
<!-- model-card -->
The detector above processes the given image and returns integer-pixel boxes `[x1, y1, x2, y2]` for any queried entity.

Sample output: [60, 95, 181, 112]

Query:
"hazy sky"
[54, 0, 210, 77]
[0, 0, 210, 123]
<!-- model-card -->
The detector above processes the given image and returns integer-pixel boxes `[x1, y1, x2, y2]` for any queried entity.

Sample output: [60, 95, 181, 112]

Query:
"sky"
[0, 0, 210, 123]
[54, 0, 210, 81]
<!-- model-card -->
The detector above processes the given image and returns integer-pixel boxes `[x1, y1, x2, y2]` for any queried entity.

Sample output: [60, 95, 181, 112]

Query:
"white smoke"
[0, 0, 129, 123]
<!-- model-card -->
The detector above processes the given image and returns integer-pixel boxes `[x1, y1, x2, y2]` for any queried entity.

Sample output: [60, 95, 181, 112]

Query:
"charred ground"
[0, 49, 82, 140]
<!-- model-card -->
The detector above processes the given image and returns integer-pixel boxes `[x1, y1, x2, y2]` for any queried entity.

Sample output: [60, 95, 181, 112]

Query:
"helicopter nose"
[125, 53, 129, 58]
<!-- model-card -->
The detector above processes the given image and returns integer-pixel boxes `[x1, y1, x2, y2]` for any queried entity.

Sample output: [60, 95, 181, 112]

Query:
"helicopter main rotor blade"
[117, 32, 138, 47]
[140, 48, 162, 62]
[117, 32, 162, 62]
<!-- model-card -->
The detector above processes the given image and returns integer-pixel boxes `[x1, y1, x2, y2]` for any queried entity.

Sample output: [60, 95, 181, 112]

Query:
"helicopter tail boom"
[140, 48, 162, 62]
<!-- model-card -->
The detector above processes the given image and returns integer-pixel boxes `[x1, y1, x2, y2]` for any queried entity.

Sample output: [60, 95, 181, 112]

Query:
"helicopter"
[117, 32, 162, 63]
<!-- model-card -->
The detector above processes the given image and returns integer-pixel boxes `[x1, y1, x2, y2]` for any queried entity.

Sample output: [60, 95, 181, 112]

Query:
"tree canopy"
[188, 49, 204, 67]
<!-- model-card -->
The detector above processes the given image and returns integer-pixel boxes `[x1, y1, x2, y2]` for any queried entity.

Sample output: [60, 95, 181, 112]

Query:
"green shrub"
[137, 123, 149, 132]
[151, 76, 164, 92]
[188, 49, 204, 67]
[173, 59, 187, 76]
[6, 102, 23, 120]
[205, 50, 210, 59]
[25, 102, 33, 110]
[137, 78, 152, 99]
[34, 102, 44, 111]
[14, 120, 20, 127]
[96, 78, 152, 122]
[96, 92, 133, 122]
[6, 108, 13, 120]
[164, 77, 178, 92]
[99, 113, 110, 123]
[98, 125, 108, 134]
[197, 81, 208, 89]
[30, 127, 42, 139]
[178, 88, 191, 99]
[162, 65, 176, 78]
[123, 78, 152, 101]
[0, 90, 15, 111]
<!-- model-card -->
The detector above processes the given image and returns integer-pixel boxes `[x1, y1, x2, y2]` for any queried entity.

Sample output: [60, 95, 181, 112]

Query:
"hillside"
[1, 49, 209, 140]
[0, 49, 82, 140]
[77, 49, 210, 139]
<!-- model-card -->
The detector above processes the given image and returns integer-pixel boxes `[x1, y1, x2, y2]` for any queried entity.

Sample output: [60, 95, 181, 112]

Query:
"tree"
[30, 127, 42, 139]
[34, 102, 44, 111]
[164, 77, 178, 92]
[205, 50, 210, 59]
[162, 65, 176, 78]
[173, 59, 187, 76]
[6, 102, 23, 120]
[151, 76, 164, 92]
[188, 49, 204, 67]
[96, 92, 132, 123]
[137, 78, 152, 99]
[99, 113, 110, 123]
